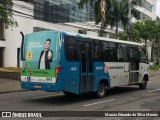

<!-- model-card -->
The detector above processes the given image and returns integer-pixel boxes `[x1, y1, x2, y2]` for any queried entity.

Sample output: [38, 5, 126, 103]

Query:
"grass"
[150, 64, 160, 71]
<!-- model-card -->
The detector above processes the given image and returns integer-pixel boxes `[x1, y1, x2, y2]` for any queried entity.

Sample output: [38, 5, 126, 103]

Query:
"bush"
[150, 64, 159, 71]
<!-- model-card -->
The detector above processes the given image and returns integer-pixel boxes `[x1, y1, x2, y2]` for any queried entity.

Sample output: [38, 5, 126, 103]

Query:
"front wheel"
[95, 82, 106, 98]
[139, 80, 147, 90]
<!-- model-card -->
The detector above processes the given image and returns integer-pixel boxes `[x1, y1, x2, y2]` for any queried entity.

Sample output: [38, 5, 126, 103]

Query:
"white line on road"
[83, 99, 116, 107]
[148, 89, 160, 93]
[148, 81, 152, 82]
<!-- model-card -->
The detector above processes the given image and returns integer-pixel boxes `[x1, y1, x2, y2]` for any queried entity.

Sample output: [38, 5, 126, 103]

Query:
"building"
[136, 0, 157, 20]
[0, 0, 97, 67]
[34, 0, 89, 23]
[0, 0, 157, 67]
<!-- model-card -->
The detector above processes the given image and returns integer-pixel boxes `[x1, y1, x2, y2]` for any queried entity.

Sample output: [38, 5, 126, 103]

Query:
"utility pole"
[128, 0, 132, 41]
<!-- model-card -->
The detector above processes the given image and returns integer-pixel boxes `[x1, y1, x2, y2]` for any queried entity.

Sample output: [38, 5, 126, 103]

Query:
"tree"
[119, 21, 144, 42]
[79, 0, 110, 37]
[0, 0, 18, 29]
[119, 25, 141, 42]
[154, 17, 160, 65]
[105, 0, 142, 34]
[119, 19, 160, 63]
[145, 19, 158, 62]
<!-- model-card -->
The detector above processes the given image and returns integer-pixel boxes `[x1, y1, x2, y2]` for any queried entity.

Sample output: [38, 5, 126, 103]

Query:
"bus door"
[79, 42, 94, 93]
[129, 47, 139, 83]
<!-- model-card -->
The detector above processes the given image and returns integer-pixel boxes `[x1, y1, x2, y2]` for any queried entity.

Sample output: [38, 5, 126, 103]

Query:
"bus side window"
[130, 49, 135, 62]
[86, 43, 93, 61]
[94, 40, 103, 61]
[140, 48, 148, 63]
[130, 47, 139, 62]
[117, 44, 123, 61]
[65, 36, 79, 61]
[102, 41, 110, 61]
[109, 42, 117, 61]
[121, 44, 128, 61]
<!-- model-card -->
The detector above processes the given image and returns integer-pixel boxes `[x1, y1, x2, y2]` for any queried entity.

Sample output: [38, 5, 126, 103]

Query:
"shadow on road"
[26, 86, 141, 105]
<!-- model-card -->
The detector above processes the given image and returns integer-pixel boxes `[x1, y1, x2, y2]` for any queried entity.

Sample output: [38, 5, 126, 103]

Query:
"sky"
[157, 0, 160, 17]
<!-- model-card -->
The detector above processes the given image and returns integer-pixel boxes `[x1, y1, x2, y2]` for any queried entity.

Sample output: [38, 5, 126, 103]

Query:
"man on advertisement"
[38, 39, 53, 69]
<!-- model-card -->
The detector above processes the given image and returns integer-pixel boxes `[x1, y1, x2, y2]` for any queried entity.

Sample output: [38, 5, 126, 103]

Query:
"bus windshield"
[21, 31, 60, 83]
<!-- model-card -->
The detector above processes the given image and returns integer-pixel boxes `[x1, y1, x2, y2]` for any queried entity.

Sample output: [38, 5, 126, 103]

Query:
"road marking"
[83, 99, 116, 107]
[148, 81, 152, 82]
[148, 89, 160, 93]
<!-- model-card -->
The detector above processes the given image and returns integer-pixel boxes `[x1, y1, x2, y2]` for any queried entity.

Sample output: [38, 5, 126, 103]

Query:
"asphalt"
[0, 71, 159, 94]
[0, 78, 23, 94]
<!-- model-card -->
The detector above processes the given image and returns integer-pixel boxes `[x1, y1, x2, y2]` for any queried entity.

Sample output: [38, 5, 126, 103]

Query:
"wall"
[3, 1, 34, 67]
[2, 1, 82, 67]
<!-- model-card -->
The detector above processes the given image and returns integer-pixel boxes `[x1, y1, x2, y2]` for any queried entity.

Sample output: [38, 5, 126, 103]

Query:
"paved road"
[0, 75, 160, 120]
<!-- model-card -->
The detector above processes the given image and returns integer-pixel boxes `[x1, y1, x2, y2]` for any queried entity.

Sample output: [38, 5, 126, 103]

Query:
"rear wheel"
[139, 78, 147, 90]
[95, 82, 106, 98]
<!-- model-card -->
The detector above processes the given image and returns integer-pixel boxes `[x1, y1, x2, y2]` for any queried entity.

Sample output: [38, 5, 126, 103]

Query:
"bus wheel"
[139, 79, 147, 90]
[95, 82, 106, 98]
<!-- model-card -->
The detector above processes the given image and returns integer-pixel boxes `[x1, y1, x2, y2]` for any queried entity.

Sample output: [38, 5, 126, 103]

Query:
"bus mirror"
[20, 32, 25, 60]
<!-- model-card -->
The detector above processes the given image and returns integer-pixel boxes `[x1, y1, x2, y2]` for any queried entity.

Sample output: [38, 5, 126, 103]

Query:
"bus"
[20, 31, 149, 98]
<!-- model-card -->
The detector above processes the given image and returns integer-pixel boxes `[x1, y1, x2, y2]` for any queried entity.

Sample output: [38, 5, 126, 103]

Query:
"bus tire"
[139, 77, 147, 90]
[95, 82, 106, 98]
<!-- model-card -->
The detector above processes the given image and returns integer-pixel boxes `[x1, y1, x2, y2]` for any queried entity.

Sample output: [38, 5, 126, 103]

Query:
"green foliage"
[119, 19, 160, 42]
[119, 18, 160, 64]
[150, 64, 160, 71]
[119, 29, 128, 40]
[0, 0, 18, 29]
[105, 0, 142, 33]
[119, 28, 141, 42]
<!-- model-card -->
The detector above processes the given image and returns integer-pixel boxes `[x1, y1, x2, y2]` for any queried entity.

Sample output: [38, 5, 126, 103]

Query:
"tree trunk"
[100, 0, 105, 37]
[151, 41, 154, 62]
[156, 41, 160, 65]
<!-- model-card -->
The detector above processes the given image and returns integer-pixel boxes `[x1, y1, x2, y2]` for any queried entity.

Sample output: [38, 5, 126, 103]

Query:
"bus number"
[71, 67, 77, 71]
[46, 78, 52, 81]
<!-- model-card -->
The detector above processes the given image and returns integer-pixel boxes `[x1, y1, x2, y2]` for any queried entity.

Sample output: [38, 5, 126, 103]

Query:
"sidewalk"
[0, 71, 159, 94]
[148, 70, 160, 77]
[0, 78, 23, 94]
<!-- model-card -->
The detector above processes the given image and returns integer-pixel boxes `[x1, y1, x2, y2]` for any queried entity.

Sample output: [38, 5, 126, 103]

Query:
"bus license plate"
[34, 85, 41, 88]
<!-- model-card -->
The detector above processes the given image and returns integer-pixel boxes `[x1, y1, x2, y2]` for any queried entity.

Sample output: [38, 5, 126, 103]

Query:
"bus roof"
[25, 31, 141, 46]
[63, 31, 142, 46]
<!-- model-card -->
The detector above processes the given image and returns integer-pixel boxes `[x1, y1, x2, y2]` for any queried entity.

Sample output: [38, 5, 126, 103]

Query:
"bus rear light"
[55, 67, 63, 80]
[55, 67, 63, 75]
